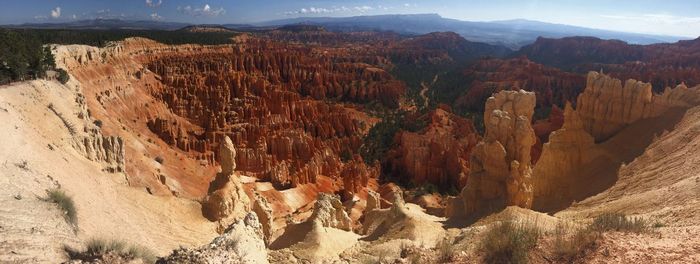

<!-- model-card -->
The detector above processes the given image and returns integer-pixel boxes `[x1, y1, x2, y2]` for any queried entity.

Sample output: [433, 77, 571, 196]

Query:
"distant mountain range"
[3, 14, 690, 49]
[257, 14, 688, 49]
[5, 19, 190, 31]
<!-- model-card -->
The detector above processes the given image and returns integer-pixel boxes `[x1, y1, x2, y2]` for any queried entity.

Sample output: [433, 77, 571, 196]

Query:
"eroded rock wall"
[577, 71, 700, 141]
[143, 38, 404, 190]
[386, 109, 479, 189]
[532, 72, 700, 211]
[531, 103, 598, 211]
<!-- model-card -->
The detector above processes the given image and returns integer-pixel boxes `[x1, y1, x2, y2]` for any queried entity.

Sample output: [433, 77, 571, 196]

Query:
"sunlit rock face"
[449, 90, 537, 219]
[531, 72, 700, 212]
[577, 71, 700, 142]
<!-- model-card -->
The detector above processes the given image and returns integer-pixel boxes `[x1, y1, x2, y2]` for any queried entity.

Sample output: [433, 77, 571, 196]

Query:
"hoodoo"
[449, 90, 537, 219]
[3, 9, 700, 262]
[203, 136, 251, 228]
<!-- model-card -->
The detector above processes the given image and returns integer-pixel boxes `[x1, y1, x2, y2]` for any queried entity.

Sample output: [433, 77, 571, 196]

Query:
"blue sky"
[1, 0, 699, 37]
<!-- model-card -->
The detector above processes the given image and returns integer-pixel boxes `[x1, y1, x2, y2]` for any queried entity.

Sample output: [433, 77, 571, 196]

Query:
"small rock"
[14, 194, 22, 200]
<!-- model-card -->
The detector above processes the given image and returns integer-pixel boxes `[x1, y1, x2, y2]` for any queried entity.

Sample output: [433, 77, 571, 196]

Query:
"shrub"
[57, 68, 70, 84]
[47, 189, 77, 225]
[15, 160, 29, 171]
[482, 221, 540, 264]
[399, 241, 411, 258]
[66, 238, 157, 264]
[589, 213, 647, 233]
[652, 221, 666, 228]
[435, 238, 456, 263]
[47, 103, 76, 135]
[551, 213, 648, 261]
[552, 223, 599, 261]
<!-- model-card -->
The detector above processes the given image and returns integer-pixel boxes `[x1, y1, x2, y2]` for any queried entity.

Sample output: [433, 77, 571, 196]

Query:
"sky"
[1, 0, 699, 37]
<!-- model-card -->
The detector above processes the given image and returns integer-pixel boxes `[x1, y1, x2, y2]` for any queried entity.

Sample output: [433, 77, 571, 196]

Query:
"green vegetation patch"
[47, 188, 77, 225]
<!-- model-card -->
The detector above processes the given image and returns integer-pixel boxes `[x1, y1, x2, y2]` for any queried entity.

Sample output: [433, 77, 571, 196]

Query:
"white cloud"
[178, 4, 226, 17]
[50, 7, 61, 18]
[354, 6, 373, 13]
[296, 7, 330, 15]
[72, 14, 77, 20]
[146, 0, 162, 8]
[284, 5, 381, 16]
[150, 13, 163, 20]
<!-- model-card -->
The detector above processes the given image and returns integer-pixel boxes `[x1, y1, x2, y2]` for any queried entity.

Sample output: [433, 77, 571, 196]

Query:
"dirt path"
[418, 74, 440, 109]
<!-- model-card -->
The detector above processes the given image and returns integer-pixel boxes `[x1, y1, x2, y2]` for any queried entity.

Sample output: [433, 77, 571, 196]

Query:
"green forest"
[0, 28, 238, 84]
[0, 29, 61, 84]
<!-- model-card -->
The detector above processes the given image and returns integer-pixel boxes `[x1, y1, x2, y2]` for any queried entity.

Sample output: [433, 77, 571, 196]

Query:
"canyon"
[2, 28, 700, 263]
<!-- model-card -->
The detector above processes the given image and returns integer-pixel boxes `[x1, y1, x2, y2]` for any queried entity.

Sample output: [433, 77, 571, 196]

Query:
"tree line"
[1, 28, 239, 85]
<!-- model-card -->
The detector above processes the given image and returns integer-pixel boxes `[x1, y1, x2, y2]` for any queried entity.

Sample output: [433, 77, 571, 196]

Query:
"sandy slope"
[559, 106, 700, 226]
[0, 80, 217, 263]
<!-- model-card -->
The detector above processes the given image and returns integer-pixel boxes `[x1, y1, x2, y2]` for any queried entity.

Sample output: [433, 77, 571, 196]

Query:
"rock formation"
[518, 36, 700, 92]
[308, 193, 352, 231]
[143, 40, 402, 192]
[202, 136, 250, 227]
[531, 72, 700, 211]
[78, 125, 125, 173]
[159, 213, 268, 264]
[455, 57, 585, 111]
[450, 90, 537, 219]
[577, 71, 700, 141]
[340, 156, 379, 200]
[531, 103, 597, 211]
[252, 192, 274, 246]
[60, 87, 126, 173]
[364, 190, 380, 214]
[386, 109, 479, 189]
